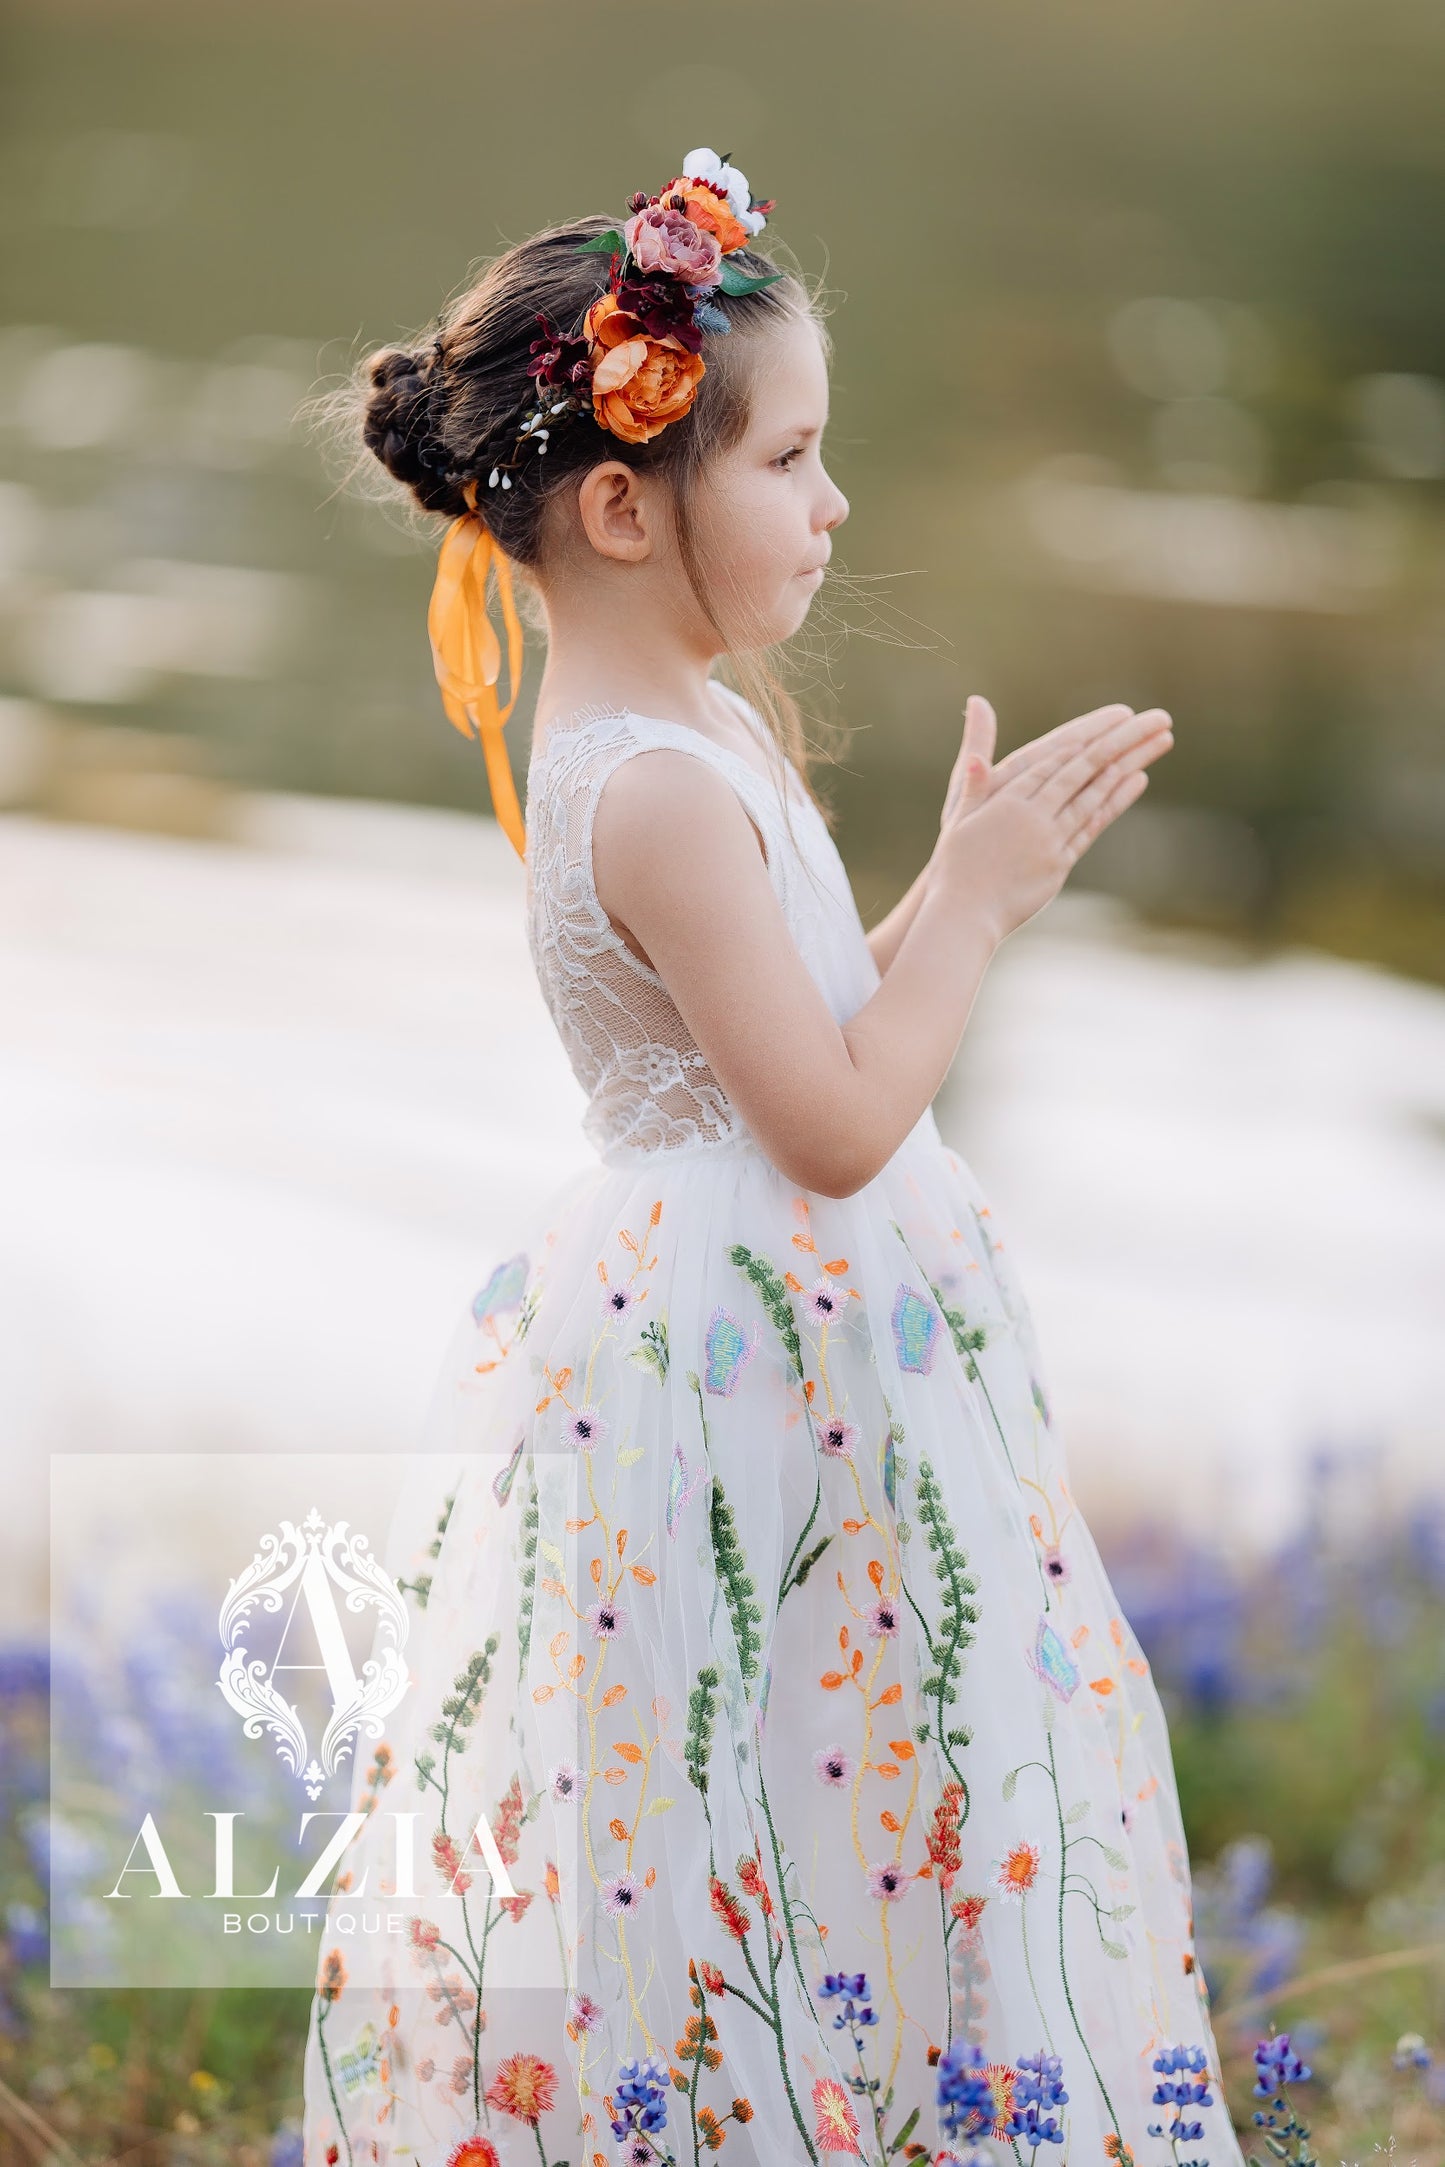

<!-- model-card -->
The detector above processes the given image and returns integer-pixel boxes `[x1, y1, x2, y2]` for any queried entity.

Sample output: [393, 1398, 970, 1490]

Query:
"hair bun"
[363, 343, 461, 512]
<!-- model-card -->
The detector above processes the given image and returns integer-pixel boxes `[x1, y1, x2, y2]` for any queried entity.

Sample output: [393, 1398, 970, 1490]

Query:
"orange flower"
[317, 1948, 347, 2003]
[812, 2076, 860, 2153]
[668, 179, 750, 253]
[584, 293, 706, 446]
[485, 2051, 558, 2124]
[445, 2141, 501, 2167]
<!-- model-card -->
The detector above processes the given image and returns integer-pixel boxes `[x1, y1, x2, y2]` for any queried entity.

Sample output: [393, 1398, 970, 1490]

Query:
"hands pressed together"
[929, 695, 1174, 943]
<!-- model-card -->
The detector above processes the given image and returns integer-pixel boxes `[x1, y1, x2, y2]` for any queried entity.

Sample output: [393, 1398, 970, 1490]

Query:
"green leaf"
[887, 2105, 921, 2154]
[718, 259, 784, 297]
[1002, 1767, 1018, 1802]
[1100, 1843, 1128, 1870]
[645, 1796, 675, 1816]
[1064, 1798, 1089, 1823]
[1099, 1937, 1127, 1959]
[539, 1539, 563, 1569]
[617, 1446, 644, 1468]
[578, 228, 624, 257]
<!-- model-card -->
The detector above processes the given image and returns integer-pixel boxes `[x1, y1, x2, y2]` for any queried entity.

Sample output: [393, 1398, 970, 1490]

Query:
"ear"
[576, 459, 657, 565]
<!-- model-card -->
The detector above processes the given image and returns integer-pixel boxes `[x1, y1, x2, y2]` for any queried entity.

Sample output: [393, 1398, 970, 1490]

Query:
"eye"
[772, 445, 803, 471]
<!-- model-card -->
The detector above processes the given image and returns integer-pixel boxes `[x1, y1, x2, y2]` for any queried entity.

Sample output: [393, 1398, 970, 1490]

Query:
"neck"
[530, 569, 724, 736]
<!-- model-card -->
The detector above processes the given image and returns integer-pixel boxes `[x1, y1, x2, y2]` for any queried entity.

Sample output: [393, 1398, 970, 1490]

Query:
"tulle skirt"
[301, 1112, 1244, 2166]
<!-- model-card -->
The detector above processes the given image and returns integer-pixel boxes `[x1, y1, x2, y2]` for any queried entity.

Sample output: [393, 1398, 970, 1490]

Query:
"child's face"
[693, 309, 849, 649]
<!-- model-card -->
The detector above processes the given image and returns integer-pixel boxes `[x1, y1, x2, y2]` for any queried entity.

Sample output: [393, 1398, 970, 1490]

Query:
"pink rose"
[623, 205, 722, 286]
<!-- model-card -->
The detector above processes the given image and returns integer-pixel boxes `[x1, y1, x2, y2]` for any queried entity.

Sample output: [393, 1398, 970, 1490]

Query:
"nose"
[822, 483, 849, 533]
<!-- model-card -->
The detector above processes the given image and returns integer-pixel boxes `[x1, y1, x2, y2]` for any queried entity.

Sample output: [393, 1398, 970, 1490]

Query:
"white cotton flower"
[682, 146, 766, 234]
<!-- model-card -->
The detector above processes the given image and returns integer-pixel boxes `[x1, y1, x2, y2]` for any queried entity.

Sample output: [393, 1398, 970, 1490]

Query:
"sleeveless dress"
[300, 691, 1245, 2167]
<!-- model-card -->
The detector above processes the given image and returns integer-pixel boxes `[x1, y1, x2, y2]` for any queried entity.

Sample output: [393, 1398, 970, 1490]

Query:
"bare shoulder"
[592, 745, 769, 882]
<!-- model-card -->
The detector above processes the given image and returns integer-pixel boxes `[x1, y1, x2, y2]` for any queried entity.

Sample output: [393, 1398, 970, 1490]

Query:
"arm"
[594, 708, 1171, 1200]
[865, 861, 933, 977]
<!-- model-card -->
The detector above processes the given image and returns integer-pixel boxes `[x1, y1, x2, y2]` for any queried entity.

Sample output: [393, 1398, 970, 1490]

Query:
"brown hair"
[313, 213, 848, 836]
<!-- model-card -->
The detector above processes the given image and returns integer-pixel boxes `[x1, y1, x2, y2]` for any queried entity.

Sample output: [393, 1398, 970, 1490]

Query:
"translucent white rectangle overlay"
[48, 1452, 581, 1990]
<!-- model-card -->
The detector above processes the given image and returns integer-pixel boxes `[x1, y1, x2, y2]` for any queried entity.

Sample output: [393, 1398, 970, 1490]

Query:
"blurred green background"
[3, 0, 1443, 976]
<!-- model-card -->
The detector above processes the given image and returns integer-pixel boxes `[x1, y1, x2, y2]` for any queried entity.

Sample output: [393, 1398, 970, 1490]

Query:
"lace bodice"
[523, 688, 883, 1168]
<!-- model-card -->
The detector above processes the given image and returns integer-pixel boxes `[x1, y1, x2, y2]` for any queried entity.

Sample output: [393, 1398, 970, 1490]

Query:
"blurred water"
[3, 799, 1442, 1633]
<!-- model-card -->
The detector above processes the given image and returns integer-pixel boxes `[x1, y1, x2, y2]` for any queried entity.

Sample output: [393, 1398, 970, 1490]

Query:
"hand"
[930, 696, 1174, 941]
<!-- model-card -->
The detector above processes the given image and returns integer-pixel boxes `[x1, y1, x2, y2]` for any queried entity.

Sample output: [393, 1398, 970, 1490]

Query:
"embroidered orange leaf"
[566, 1517, 594, 1533]
[1089, 1677, 1115, 1695]
[879, 1809, 902, 1831]
[568, 1653, 586, 1679]
[1110, 1616, 1125, 1646]
[644, 1867, 657, 1888]
[533, 1684, 554, 1702]
[839, 1626, 850, 1653]
[791, 1231, 817, 1253]
[608, 1818, 629, 1842]
[850, 1648, 863, 1676]
[876, 1682, 903, 1706]
[843, 1518, 865, 1536]
[651, 1696, 669, 1721]
[590, 1557, 603, 1585]
[889, 1740, 916, 1760]
[1028, 1513, 1044, 1538]
[603, 1767, 628, 1785]
[784, 1270, 804, 1291]
[597, 1261, 609, 1283]
[824, 1257, 849, 1276]
[877, 1764, 901, 1782]
[630, 1563, 657, 1588]
[603, 1683, 628, 1706]
[836, 1570, 848, 1596]
[1070, 1624, 1089, 1646]
[649, 1199, 662, 1227]
[614, 1741, 644, 1765]
[618, 1230, 638, 1256]
[550, 1631, 570, 1661]
[1127, 1657, 1149, 1675]
[867, 1558, 884, 1590]
[541, 1578, 566, 1599]
[617, 1528, 629, 1557]
[804, 1378, 815, 1402]
[820, 1671, 846, 1691]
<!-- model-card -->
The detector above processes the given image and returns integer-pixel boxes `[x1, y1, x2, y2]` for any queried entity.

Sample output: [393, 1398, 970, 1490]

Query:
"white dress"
[301, 690, 1245, 2167]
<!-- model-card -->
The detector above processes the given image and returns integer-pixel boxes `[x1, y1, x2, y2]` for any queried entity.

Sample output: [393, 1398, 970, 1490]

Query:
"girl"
[303, 151, 1243, 2166]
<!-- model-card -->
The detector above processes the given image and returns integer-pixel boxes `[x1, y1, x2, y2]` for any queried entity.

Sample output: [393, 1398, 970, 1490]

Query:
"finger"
[961, 694, 998, 773]
[1059, 727, 1172, 838]
[1064, 768, 1149, 865]
[999, 703, 1135, 788]
[1030, 709, 1172, 808]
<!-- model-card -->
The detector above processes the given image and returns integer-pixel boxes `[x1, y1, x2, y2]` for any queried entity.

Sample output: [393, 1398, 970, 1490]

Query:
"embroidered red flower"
[485, 2051, 558, 2124]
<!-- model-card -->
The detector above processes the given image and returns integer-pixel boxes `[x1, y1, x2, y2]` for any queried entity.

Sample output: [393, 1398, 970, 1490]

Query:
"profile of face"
[563, 309, 850, 655]
[689, 309, 851, 648]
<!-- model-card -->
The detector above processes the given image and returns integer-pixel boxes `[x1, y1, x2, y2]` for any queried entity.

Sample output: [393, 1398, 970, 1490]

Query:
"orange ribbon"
[427, 478, 527, 860]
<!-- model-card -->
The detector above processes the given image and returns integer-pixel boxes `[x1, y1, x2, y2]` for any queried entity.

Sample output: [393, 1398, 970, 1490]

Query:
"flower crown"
[483, 147, 779, 488]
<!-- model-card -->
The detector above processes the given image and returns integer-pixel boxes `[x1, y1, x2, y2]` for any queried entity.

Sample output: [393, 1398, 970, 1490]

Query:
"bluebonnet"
[1250, 2032, 1317, 2166]
[817, 1970, 878, 2032]
[936, 2037, 996, 2141]
[1392, 2031, 1432, 2070]
[268, 2127, 305, 2167]
[610, 2054, 672, 2146]
[1147, 2041, 1213, 2147]
[1004, 2047, 1067, 2147]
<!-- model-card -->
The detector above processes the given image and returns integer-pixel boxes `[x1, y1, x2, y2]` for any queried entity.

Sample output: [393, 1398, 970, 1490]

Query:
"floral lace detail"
[525, 696, 841, 1168]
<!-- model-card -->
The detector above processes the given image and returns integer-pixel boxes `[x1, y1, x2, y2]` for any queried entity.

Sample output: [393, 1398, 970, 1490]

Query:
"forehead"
[743, 311, 829, 431]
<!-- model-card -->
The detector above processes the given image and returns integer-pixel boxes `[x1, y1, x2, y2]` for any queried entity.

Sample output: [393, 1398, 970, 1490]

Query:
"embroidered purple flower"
[865, 1597, 900, 1639]
[819, 1417, 859, 1459]
[569, 1991, 603, 2033]
[602, 1282, 638, 1318]
[1148, 2041, 1213, 2146]
[601, 1871, 643, 1917]
[813, 1745, 855, 1788]
[1004, 2048, 1068, 2147]
[936, 2038, 996, 2143]
[817, 1970, 878, 2031]
[548, 1761, 583, 1803]
[866, 1860, 908, 1902]
[586, 1599, 629, 1640]
[566, 1405, 607, 1453]
[610, 2052, 671, 2150]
